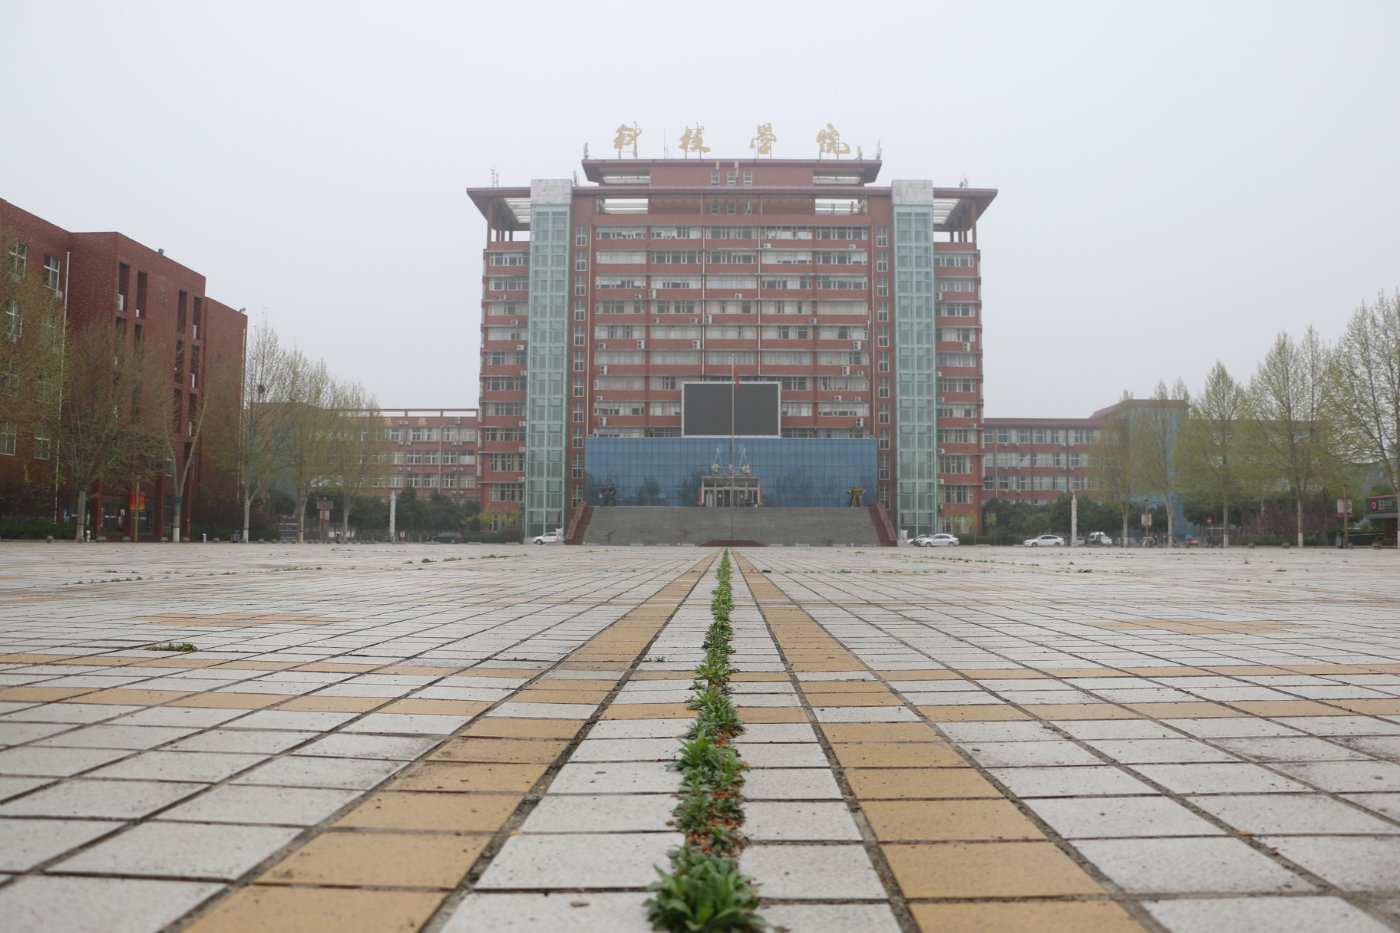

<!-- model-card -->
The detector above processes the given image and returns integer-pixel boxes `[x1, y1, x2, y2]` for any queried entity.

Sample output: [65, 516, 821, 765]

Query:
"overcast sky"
[3, 0, 1396, 418]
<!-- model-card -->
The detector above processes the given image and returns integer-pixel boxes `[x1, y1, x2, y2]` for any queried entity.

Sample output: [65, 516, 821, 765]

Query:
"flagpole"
[730, 356, 736, 518]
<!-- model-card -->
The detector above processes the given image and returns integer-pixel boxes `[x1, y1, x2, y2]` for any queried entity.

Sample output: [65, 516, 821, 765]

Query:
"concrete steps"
[580, 506, 884, 547]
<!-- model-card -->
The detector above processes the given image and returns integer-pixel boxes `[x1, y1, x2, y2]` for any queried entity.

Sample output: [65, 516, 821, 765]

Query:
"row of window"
[985, 475, 1092, 491]
[589, 275, 877, 291]
[986, 428, 1100, 445]
[591, 325, 871, 341]
[596, 249, 875, 266]
[6, 242, 62, 289]
[589, 225, 884, 243]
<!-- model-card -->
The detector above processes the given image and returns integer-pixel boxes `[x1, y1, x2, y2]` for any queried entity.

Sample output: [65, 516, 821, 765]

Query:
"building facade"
[372, 408, 480, 501]
[468, 158, 995, 538]
[982, 417, 1102, 506]
[1, 199, 245, 539]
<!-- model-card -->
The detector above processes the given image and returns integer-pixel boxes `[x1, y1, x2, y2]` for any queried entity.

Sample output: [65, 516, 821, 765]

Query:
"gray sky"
[4, 0, 1396, 418]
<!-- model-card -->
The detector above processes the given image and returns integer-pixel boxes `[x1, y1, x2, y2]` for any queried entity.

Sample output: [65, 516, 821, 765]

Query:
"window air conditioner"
[649, 290, 657, 298]
[810, 317, 818, 325]
[734, 293, 743, 299]
[516, 344, 525, 351]
[853, 340, 862, 350]
[856, 417, 864, 427]
[598, 343, 607, 350]
[841, 366, 850, 375]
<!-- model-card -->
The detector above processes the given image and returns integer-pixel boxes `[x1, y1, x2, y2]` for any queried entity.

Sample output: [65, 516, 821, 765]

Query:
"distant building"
[0, 199, 245, 539]
[467, 157, 996, 538]
[367, 408, 480, 502]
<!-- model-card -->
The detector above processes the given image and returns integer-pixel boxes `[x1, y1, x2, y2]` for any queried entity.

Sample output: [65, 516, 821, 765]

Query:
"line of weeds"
[645, 550, 767, 933]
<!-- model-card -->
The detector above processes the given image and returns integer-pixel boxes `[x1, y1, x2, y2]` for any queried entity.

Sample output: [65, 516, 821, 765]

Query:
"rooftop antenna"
[876, 140, 883, 160]
[490, 166, 499, 186]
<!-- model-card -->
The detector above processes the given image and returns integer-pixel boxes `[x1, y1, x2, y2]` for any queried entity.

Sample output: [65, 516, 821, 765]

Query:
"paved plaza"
[1, 541, 1399, 932]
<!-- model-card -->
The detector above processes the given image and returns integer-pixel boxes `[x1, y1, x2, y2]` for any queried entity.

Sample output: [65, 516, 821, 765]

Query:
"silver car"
[1023, 534, 1065, 547]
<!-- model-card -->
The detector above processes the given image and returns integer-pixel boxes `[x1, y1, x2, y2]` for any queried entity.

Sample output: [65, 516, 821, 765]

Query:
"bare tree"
[271, 349, 339, 543]
[1246, 328, 1335, 546]
[1326, 290, 1400, 498]
[40, 320, 168, 540]
[1176, 363, 1249, 546]
[1090, 392, 1137, 545]
[322, 383, 390, 541]
[1134, 380, 1190, 544]
[207, 321, 288, 542]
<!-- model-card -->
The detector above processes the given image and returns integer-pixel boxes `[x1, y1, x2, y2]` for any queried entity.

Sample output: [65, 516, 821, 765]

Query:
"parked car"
[917, 533, 960, 547]
[1086, 531, 1114, 546]
[533, 532, 562, 545]
[1183, 536, 1201, 547]
[1024, 534, 1065, 547]
[430, 531, 463, 544]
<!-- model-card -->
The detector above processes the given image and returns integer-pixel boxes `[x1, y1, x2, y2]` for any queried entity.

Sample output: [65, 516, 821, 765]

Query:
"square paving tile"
[1186, 793, 1400, 835]
[476, 832, 680, 889]
[740, 843, 886, 899]
[744, 767, 842, 800]
[86, 750, 267, 783]
[440, 892, 653, 933]
[178, 885, 444, 933]
[1271, 760, 1400, 792]
[232, 756, 407, 789]
[910, 900, 1147, 933]
[262, 830, 488, 888]
[0, 778, 200, 819]
[1129, 763, 1315, 794]
[743, 801, 863, 841]
[1027, 795, 1225, 838]
[0, 876, 223, 933]
[547, 761, 677, 794]
[159, 784, 360, 826]
[521, 793, 675, 833]
[55, 822, 302, 879]
[763, 904, 902, 932]
[1142, 896, 1395, 933]
[846, 767, 1002, 799]
[1072, 837, 1313, 894]
[1264, 836, 1400, 890]
[959, 741, 1105, 768]
[864, 798, 1045, 841]
[0, 817, 118, 871]
[883, 841, 1104, 898]
[335, 791, 522, 831]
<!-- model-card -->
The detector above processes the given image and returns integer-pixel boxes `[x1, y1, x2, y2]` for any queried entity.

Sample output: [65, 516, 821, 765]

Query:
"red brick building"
[371, 408, 480, 502]
[1, 199, 245, 539]
[982, 416, 1102, 506]
[468, 157, 995, 538]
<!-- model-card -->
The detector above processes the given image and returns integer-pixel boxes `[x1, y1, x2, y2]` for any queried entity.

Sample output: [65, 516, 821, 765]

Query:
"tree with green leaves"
[1326, 290, 1399, 499]
[1176, 362, 1249, 546]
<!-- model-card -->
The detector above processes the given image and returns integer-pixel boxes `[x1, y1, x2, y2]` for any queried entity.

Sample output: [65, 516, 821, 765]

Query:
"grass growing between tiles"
[646, 550, 768, 933]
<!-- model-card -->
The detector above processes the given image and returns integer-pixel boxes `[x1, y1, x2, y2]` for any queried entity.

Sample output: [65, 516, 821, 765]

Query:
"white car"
[916, 533, 960, 547]
[532, 532, 562, 545]
[1024, 534, 1065, 547]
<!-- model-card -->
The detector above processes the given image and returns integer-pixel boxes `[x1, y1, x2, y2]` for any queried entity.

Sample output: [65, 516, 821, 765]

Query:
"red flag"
[733, 362, 738, 387]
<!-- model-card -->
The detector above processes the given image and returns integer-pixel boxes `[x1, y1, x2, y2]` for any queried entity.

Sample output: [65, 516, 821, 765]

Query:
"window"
[487, 252, 529, 266]
[576, 226, 588, 246]
[574, 255, 587, 271]
[8, 241, 28, 276]
[2, 299, 19, 342]
[875, 227, 888, 247]
[0, 420, 14, 456]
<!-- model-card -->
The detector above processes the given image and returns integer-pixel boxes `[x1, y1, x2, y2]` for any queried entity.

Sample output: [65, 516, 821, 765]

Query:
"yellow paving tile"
[864, 799, 1045, 841]
[885, 842, 1105, 898]
[802, 691, 906, 707]
[847, 768, 1001, 799]
[831, 742, 967, 769]
[1023, 704, 1140, 721]
[1231, 700, 1353, 717]
[61, 688, 192, 705]
[372, 666, 464, 676]
[601, 703, 695, 719]
[180, 886, 443, 933]
[917, 705, 1031, 722]
[335, 791, 523, 831]
[1123, 702, 1241, 718]
[430, 738, 569, 763]
[734, 707, 807, 723]
[0, 687, 92, 702]
[261, 831, 489, 888]
[388, 761, 548, 793]
[910, 901, 1147, 933]
[1121, 667, 1210, 677]
[380, 699, 490, 717]
[821, 722, 943, 744]
[168, 692, 292, 709]
[0, 654, 73, 663]
[211, 661, 299, 671]
[511, 689, 611, 704]
[1031, 668, 1124, 678]
[278, 696, 387, 713]
[461, 718, 583, 739]
[1203, 665, 1291, 675]
[1329, 698, 1400, 715]
[878, 670, 961, 681]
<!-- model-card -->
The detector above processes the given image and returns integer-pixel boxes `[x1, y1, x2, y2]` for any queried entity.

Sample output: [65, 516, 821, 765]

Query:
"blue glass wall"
[584, 438, 877, 508]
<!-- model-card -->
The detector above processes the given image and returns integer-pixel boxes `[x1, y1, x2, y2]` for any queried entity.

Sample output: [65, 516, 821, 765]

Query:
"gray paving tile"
[1265, 836, 1400, 891]
[520, 793, 675, 833]
[220, 709, 361, 731]
[960, 740, 1104, 767]
[441, 892, 653, 933]
[1213, 736, 1369, 762]
[0, 818, 118, 871]
[163, 730, 316, 754]
[1028, 795, 1225, 838]
[548, 761, 678, 794]
[760, 904, 903, 933]
[230, 756, 406, 789]
[0, 745, 131, 776]
[1143, 896, 1395, 933]
[293, 733, 438, 760]
[744, 801, 863, 841]
[157, 784, 365, 825]
[1073, 837, 1314, 894]
[1340, 793, 1400, 822]
[0, 775, 51, 802]
[86, 750, 267, 783]
[1083, 739, 1242, 764]
[744, 767, 843, 800]
[0, 876, 223, 933]
[1272, 761, 1400, 792]
[55, 821, 301, 879]
[1130, 763, 1315, 794]
[570, 738, 676, 762]
[0, 778, 201, 818]
[740, 844, 885, 899]
[731, 742, 828, 768]
[1188, 793, 1400, 835]
[476, 832, 680, 889]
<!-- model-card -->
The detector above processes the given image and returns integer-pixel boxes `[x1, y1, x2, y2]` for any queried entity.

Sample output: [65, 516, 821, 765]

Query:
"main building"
[468, 157, 995, 539]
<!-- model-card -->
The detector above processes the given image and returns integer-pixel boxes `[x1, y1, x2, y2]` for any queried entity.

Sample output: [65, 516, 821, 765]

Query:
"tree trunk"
[1296, 497, 1305, 548]
[74, 489, 89, 541]
[1223, 502, 1230, 548]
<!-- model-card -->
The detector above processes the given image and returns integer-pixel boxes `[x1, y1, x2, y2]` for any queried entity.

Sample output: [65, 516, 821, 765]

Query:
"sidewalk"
[1, 543, 1398, 932]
